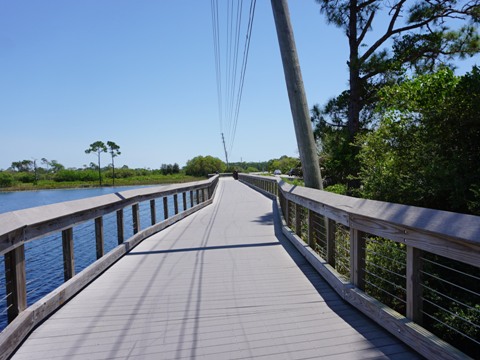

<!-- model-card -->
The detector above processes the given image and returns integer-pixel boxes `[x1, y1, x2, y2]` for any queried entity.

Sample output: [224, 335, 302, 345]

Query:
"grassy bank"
[0, 174, 206, 192]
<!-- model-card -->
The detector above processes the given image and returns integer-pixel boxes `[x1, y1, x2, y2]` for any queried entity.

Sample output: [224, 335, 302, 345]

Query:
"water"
[0, 186, 149, 214]
[0, 185, 192, 331]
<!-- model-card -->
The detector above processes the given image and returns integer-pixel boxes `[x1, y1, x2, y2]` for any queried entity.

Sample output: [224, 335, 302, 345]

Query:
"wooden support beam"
[132, 203, 140, 235]
[190, 190, 194, 207]
[174, 194, 179, 215]
[150, 199, 156, 225]
[196, 189, 200, 204]
[407, 246, 423, 325]
[285, 198, 290, 227]
[308, 209, 316, 250]
[350, 228, 366, 290]
[62, 228, 75, 281]
[163, 197, 168, 220]
[116, 209, 124, 245]
[295, 203, 302, 238]
[5, 245, 27, 323]
[326, 218, 336, 267]
[182, 192, 187, 211]
[95, 217, 104, 260]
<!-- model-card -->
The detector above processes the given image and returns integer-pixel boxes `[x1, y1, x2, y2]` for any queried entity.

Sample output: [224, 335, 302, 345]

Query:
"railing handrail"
[238, 173, 479, 360]
[0, 177, 216, 256]
[0, 176, 219, 360]
[278, 180, 480, 267]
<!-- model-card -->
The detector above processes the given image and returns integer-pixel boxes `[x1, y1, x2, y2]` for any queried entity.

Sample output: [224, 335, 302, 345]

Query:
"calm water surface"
[0, 186, 151, 214]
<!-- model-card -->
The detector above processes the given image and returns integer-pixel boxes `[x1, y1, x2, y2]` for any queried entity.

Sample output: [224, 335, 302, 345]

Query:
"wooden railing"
[239, 173, 480, 360]
[0, 175, 218, 359]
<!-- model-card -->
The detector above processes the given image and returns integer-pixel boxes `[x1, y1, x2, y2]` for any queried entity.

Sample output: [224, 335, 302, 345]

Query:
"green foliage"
[267, 156, 300, 174]
[313, 0, 480, 185]
[160, 163, 180, 175]
[358, 67, 480, 214]
[15, 172, 36, 183]
[324, 183, 347, 195]
[10, 160, 34, 172]
[364, 238, 407, 315]
[184, 156, 226, 177]
[54, 169, 99, 182]
[0, 172, 14, 187]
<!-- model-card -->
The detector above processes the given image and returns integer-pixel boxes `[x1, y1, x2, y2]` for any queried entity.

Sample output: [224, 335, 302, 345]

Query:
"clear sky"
[0, 1, 478, 170]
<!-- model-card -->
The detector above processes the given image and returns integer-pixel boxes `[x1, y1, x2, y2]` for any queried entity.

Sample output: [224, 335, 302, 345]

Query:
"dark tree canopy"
[316, 0, 479, 135]
[312, 0, 479, 188]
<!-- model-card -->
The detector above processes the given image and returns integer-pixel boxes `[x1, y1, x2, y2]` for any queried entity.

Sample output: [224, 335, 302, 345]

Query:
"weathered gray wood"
[163, 197, 168, 220]
[407, 246, 423, 325]
[0, 194, 216, 360]
[196, 189, 200, 204]
[285, 198, 290, 227]
[182, 192, 187, 211]
[116, 209, 124, 245]
[4, 245, 26, 323]
[0, 176, 219, 255]
[95, 217, 104, 260]
[308, 209, 316, 249]
[61, 228, 74, 281]
[350, 228, 366, 290]
[278, 181, 480, 267]
[327, 218, 336, 267]
[173, 194, 178, 215]
[190, 190, 194, 207]
[295, 203, 302, 237]
[7, 180, 419, 360]
[279, 200, 468, 360]
[150, 199, 156, 225]
[132, 204, 140, 235]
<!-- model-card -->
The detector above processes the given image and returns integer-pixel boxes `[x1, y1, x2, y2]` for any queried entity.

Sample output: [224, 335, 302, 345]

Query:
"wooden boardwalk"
[11, 178, 421, 360]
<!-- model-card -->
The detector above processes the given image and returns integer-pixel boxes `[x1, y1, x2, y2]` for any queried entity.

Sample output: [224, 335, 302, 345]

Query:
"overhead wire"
[229, 0, 256, 156]
[210, 0, 223, 133]
[210, 0, 256, 162]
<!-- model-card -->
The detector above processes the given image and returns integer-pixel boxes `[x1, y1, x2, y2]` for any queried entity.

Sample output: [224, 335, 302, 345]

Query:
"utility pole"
[271, 0, 323, 189]
[221, 133, 229, 168]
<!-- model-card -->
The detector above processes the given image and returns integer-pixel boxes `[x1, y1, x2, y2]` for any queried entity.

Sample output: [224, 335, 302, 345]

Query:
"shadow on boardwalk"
[11, 179, 422, 360]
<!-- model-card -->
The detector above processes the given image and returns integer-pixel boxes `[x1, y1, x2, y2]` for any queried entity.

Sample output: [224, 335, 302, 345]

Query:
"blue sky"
[0, 1, 478, 170]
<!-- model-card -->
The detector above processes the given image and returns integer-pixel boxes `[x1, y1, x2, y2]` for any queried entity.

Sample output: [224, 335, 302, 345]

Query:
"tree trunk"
[348, 0, 361, 138]
[98, 152, 102, 187]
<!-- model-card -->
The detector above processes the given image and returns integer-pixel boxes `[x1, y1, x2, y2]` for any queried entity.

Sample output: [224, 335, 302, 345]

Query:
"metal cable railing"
[239, 173, 480, 359]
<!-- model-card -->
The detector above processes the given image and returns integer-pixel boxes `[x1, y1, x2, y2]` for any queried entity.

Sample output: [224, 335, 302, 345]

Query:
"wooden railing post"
[285, 198, 290, 227]
[163, 197, 168, 219]
[62, 228, 75, 281]
[326, 218, 336, 267]
[5, 245, 27, 323]
[95, 217, 104, 259]
[183, 192, 187, 211]
[407, 246, 423, 325]
[116, 209, 124, 245]
[190, 191, 194, 207]
[295, 203, 302, 237]
[150, 199, 156, 225]
[196, 189, 200, 204]
[174, 194, 179, 215]
[132, 203, 140, 234]
[308, 209, 316, 250]
[350, 228, 366, 290]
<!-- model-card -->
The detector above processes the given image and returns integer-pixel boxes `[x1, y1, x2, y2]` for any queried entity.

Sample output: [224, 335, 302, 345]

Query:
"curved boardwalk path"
[11, 178, 421, 360]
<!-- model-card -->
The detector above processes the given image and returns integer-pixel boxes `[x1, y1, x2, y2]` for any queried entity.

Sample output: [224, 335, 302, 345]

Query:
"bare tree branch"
[357, 10, 376, 46]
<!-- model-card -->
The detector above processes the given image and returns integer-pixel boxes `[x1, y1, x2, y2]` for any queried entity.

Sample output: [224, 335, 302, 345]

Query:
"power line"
[210, 0, 256, 163]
